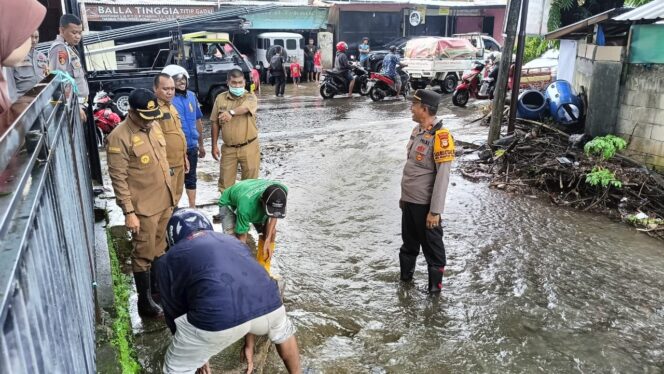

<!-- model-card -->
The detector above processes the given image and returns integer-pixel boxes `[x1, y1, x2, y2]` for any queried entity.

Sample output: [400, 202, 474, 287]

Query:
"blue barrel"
[544, 80, 583, 125]
[517, 90, 547, 120]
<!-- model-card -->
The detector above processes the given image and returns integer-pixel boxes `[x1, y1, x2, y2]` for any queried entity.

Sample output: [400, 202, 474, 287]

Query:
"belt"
[226, 137, 257, 148]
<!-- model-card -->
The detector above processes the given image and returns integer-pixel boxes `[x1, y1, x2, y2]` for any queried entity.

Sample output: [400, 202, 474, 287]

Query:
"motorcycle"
[452, 61, 497, 107]
[367, 66, 410, 102]
[92, 90, 122, 146]
[319, 62, 370, 99]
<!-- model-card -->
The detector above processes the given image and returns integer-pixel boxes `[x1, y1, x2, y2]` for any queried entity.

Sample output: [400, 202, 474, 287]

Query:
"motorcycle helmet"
[336, 41, 348, 53]
[166, 208, 213, 247]
[162, 64, 189, 81]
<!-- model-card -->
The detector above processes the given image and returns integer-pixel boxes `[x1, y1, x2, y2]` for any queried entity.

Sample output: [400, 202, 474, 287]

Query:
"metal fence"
[0, 75, 97, 373]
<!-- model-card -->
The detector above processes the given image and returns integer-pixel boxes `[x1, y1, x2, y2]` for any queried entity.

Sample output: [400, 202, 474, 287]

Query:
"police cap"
[128, 88, 163, 120]
[412, 89, 442, 109]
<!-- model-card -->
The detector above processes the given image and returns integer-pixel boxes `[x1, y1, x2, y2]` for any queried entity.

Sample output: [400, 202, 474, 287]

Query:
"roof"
[545, 8, 629, 40]
[257, 32, 304, 38]
[327, 0, 506, 7]
[613, 0, 664, 21]
[84, 0, 216, 4]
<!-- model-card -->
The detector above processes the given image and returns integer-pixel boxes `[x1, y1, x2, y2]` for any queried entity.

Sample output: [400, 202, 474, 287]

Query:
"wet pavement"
[113, 83, 664, 373]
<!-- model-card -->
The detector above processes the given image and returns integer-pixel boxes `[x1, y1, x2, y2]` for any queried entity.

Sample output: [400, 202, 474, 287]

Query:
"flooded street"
[135, 84, 664, 373]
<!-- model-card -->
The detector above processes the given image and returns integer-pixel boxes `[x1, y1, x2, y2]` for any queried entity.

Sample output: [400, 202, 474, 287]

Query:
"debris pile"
[461, 119, 664, 240]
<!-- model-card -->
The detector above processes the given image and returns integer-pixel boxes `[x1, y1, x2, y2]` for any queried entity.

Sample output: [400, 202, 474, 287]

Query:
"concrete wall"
[616, 64, 664, 170]
[572, 41, 625, 138]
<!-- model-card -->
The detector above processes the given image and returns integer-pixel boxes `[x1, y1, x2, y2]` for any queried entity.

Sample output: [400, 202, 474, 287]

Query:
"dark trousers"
[400, 201, 446, 279]
[274, 75, 285, 96]
[184, 148, 198, 190]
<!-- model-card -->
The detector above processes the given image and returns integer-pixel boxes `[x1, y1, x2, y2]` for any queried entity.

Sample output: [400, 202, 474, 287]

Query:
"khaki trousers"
[132, 207, 172, 272]
[217, 140, 260, 193]
[171, 165, 185, 206]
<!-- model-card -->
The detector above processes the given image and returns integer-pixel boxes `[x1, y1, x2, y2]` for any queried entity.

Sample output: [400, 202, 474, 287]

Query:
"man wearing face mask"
[210, 69, 260, 200]
[7, 30, 48, 102]
[162, 65, 205, 208]
[106, 88, 175, 318]
[154, 73, 188, 205]
[49, 14, 89, 121]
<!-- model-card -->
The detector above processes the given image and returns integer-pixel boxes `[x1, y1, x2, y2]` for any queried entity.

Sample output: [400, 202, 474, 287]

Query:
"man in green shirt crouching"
[218, 179, 288, 274]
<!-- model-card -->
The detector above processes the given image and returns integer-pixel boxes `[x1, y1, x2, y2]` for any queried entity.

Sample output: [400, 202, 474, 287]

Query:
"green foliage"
[494, 149, 506, 158]
[522, 37, 557, 63]
[626, 214, 663, 226]
[107, 232, 141, 374]
[625, 0, 653, 6]
[548, 0, 576, 31]
[585, 166, 622, 188]
[584, 135, 627, 160]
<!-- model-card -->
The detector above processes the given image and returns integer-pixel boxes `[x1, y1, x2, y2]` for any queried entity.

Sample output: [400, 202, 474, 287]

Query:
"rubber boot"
[427, 266, 444, 293]
[399, 252, 417, 282]
[257, 237, 274, 274]
[134, 271, 163, 318]
[150, 268, 160, 304]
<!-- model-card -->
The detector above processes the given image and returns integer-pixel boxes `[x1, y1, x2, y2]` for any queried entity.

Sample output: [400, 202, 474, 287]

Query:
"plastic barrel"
[544, 80, 583, 125]
[517, 90, 547, 120]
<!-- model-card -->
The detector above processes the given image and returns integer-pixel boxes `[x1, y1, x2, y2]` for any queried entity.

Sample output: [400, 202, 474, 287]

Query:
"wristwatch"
[229, 110, 236, 117]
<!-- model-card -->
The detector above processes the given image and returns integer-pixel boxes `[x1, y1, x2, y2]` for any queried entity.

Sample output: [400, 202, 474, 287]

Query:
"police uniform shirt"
[401, 120, 455, 214]
[106, 117, 174, 216]
[8, 49, 47, 99]
[48, 35, 89, 97]
[210, 91, 258, 146]
[157, 100, 187, 167]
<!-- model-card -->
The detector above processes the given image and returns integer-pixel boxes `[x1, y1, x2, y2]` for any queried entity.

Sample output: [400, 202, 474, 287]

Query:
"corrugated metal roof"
[614, 0, 664, 21]
[85, 0, 217, 5]
[327, 0, 506, 7]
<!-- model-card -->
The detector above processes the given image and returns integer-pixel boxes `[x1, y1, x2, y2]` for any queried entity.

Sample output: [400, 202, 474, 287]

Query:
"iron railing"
[0, 75, 97, 373]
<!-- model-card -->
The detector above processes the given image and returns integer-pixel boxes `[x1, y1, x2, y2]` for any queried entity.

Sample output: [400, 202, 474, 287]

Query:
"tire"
[442, 74, 458, 94]
[411, 80, 426, 90]
[95, 126, 105, 148]
[266, 46, 288, 65]
[452, 89, 469, 107]
[208, 86, 227, 107]
[369, 87, 384, 102]
[320, 83, 335, 99]
[359, 78, 370, 96]
[402, 81, 411, 98]
[113, 91, 131, 117]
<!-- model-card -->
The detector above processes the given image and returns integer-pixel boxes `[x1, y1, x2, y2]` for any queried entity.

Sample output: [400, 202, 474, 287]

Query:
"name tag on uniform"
[162, 112, 172, 120]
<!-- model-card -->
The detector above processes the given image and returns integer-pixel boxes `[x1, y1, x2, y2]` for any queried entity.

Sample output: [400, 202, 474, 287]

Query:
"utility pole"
[508, 0, 530, 133]
[487, 0, 523, 145]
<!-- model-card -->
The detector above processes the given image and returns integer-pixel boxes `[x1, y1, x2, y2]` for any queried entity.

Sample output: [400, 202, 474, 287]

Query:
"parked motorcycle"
[92, 90, 122, 146]
[319, 62, 370, 99]
[367, 66, 410, 102]
[452, 61, 497, 107]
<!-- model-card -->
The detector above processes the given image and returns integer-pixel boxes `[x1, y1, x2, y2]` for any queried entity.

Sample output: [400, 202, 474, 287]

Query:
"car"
[255, 32, 304, 81]
[364, 37, 410, 72]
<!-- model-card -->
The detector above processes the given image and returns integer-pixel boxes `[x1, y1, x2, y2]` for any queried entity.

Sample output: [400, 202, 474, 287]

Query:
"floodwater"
[131, 84, 664, 373]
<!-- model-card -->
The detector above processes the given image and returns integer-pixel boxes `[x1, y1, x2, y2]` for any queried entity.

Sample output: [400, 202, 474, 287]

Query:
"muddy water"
[141, 85, 664, 373]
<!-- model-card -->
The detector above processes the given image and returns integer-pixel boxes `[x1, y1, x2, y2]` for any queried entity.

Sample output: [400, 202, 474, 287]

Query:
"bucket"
[517, 90, 547, 120]
[544, 80, 583, 125]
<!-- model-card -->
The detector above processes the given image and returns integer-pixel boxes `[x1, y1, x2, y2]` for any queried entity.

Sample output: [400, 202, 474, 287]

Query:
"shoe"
[427, 266, 444, 293]
[399, 252, 417, 282]
[134, 271, 163, 318]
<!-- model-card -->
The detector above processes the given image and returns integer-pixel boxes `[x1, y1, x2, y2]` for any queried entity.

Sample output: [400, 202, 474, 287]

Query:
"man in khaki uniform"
[106, 88, 174, 318]
[154, 73, 188, 205]
[48, 14, 88, 121]
[211, 69, 260, 194]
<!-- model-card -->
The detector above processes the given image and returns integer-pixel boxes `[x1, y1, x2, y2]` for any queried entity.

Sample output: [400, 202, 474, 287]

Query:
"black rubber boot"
[427, 266, 444, 293]
[399, 252, 417, 282]
[150, 268, 161, 304]
[134, 271, 163, 318]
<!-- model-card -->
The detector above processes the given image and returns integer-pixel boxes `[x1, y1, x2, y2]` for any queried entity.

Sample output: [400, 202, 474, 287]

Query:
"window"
[286, 39, 297, 50]
[257, 38, 263, 48]
[299, 38, 305, 49]
[273, 39, 284, 47]
[264, 39, 271, 49]
[484, 39, 501, 52]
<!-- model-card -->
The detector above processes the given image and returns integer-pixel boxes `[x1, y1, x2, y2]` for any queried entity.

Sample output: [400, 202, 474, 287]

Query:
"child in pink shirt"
[313, 50, 322, 82]
[290, 58, 302, 87]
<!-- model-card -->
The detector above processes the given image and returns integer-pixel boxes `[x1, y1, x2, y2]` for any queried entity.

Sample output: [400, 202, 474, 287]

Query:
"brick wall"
[616, 64, 664, 171]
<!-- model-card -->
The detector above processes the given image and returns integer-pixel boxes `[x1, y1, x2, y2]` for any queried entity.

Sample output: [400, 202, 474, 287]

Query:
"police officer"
[399, 89, 454, 293]
[106, 88, 175, 317]
[6, 30, 48, 101]
[154, 73, 188, 205]
[210, 69, 260, 194]
[48, 14, 88, 121]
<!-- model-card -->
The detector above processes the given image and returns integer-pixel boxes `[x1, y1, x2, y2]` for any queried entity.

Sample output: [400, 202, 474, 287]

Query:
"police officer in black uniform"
[399, 89, 455, 293]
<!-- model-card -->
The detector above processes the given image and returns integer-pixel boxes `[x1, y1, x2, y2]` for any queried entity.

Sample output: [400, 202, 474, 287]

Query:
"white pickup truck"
[403, 36, 497, 93]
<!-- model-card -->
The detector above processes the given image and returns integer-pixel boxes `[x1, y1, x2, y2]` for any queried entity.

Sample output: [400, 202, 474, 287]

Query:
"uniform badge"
[147, 100, 156, 109]
[424, 133, 433, 139]
[132, 135, 141, 143]
[416, 153, 424, 161]
[140, 155, 150, 164]
[58, 50, 67, 65]
[416, 144, 426, 153]
[438, 132, 450, 148]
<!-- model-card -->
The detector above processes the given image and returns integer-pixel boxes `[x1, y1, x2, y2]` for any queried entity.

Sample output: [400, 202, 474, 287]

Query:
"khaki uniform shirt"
[7, 49, 48, 100]
[48, 35, 89, 98]
[157, 100, 187, 167]
[401, 120, 455, 214]
[210, 91, 258, 146]
[106, 116, 174, 216]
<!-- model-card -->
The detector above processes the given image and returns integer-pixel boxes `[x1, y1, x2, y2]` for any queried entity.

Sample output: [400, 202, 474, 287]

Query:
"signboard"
[438, 7, 450, 16]
[629, 24, 664, 64]
[409, 10, 422, 26]
[453, 9, 482, 17]
[417, 6, 427, 24]
[85, 5, 215, 22]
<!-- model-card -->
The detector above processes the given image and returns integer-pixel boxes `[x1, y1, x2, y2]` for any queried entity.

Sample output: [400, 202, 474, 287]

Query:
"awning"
[613, 0, 664, 21]
[545, 8, 629, 40]
[242, 7, 329, 30]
